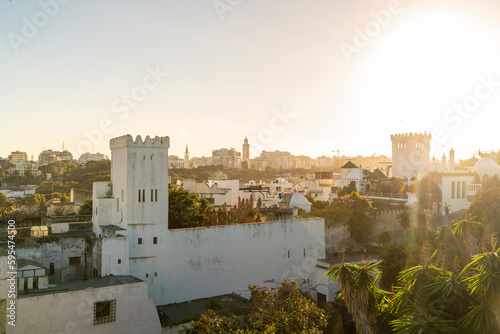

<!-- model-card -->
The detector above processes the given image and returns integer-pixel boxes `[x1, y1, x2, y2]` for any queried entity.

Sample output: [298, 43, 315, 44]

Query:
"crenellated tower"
[391, 132, 431, 178]
[93, 134, 170, 304]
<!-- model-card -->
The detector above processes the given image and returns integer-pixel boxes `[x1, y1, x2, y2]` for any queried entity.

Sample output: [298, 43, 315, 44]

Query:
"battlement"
[391, 132, 431, 141]
[110, 134, 170, 149]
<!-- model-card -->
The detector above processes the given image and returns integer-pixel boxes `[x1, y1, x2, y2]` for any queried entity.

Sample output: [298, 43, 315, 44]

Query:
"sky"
[1, 0, 500, 161]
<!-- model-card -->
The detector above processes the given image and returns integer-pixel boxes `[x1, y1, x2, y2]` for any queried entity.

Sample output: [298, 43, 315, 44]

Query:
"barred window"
[94, 299, 116, 325]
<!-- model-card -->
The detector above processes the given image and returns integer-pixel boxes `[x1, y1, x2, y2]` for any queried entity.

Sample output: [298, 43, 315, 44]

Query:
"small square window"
[138, 238, 142, 244]
[118, 259, 121, 264]
[94, 300, 116, 325]
[69, 257, 80, 266]
[153, 237, 157, 244]
[146, 273, 149, 278]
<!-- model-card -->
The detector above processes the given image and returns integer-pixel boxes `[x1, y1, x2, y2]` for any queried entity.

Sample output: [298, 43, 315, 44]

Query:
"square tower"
[93, 134, 170, 304]
[391, 132, 431, 178]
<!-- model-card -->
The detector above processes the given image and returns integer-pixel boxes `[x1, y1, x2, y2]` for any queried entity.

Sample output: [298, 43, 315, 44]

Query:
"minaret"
[442, 154, 447, 168]
[242, 137, 250, 161]
[449, 148, 455, 170]
[184, 145, 190, 169]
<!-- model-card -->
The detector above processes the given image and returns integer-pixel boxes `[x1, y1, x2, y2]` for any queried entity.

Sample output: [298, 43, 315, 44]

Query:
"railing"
[364, 192, 407, 199]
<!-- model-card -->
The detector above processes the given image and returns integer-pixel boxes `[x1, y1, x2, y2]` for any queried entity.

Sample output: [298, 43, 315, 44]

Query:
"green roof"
[371, 168, 388, 179]
[17, 258, 46, 270]
[341, 161, 358, 169]
[461, 156, 479, 167]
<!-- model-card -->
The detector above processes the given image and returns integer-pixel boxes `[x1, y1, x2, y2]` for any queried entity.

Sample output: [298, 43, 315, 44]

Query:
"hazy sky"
[2, 0, 500, 161]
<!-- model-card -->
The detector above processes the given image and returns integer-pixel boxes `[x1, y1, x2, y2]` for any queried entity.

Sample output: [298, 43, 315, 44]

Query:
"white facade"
[441, 172, 475, 213]
[162, 218, 324, 303]
[8, 277, 161, 334]
[93, 135, 170, 305]
[93, 134, 326, 307]
[79, 152, 107, 164]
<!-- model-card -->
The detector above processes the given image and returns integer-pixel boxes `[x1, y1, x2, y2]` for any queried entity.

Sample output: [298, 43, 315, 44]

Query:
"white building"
[79, 152, 107, 164]
[212, 148, 242, 168]
[8, 151, 28, 162]
[181, 179, 240, 206]
[92, 134, 325, 306]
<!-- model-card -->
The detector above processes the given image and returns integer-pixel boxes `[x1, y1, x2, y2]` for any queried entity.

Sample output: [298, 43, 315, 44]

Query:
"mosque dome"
[472, 158, 500, 179]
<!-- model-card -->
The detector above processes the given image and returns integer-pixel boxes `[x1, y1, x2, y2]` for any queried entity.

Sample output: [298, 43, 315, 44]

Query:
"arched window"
[457, 181, 461, 199]
[451, 181, 455, 199]
[462, 181, 466, 198]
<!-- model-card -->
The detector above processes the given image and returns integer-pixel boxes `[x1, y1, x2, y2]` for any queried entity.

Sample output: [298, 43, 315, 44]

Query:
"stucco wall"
[152, 218, 325, 304]
[9, 281, 161, 334]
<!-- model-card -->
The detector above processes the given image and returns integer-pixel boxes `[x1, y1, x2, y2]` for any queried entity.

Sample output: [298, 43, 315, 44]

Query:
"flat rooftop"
[157, 294, 247, 326]
[18, 275, 143, 298]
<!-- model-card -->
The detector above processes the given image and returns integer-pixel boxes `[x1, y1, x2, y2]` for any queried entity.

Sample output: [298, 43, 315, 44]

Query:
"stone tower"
[184, 145, 190, 169]
[243, 137, 250, 161]
[93, 134, 170, 304]
[391, 132, 431, 178]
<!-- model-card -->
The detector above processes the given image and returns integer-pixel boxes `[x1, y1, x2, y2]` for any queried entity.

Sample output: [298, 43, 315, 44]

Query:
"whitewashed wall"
[9, 281, 161, 334]
[156, 218, 325, 304]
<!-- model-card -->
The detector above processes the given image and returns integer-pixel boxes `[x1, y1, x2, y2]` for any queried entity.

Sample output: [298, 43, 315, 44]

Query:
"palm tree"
[452, 218, 483, 258]
[325, 257, 383, 334]
[459, 246, 500, 332]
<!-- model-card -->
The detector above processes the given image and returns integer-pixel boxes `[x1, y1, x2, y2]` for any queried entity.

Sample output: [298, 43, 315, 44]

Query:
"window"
[451, 181, 455, 199]
[457, 181, 461, 199]
[138, 189, 141, 202]
[93, 268, 98, 277]
[121, 189, 124, 201]
[146, 273, 149, 278]
[153, 237, 157, 244]
[317, 292, 327, 304]
[117, 259, 121, 264]
[151, 189, 154, 202]
[116, 198, 119, 212]
[142, 189, 145, 202]
[138, 238, 142, 245]
[69, 257, 80, 266]
[462, 181, 466, 198]
[304, 248, 306, 258]
[94, 300, 116, 325]
[49, 263, 54, 276]
[155, 272, 158, 277]
[287, 250, 290, 258]
[155, 189, 158, 202]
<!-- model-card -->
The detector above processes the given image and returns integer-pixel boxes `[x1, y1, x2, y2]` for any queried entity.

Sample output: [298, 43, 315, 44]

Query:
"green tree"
[168, 186, 209, 229]
[78, 198, 93, 215]
[190, 279, 327, 333]
[0, 192, 13, 216]
[325, 258, 383, 334]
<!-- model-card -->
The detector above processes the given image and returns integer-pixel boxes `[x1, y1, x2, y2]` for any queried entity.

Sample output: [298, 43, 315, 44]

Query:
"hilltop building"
[8, 151, 28, 162]
[78, 152, 107, 164]
[212, 148, 242, 168]
[38, 149, 73, 166]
